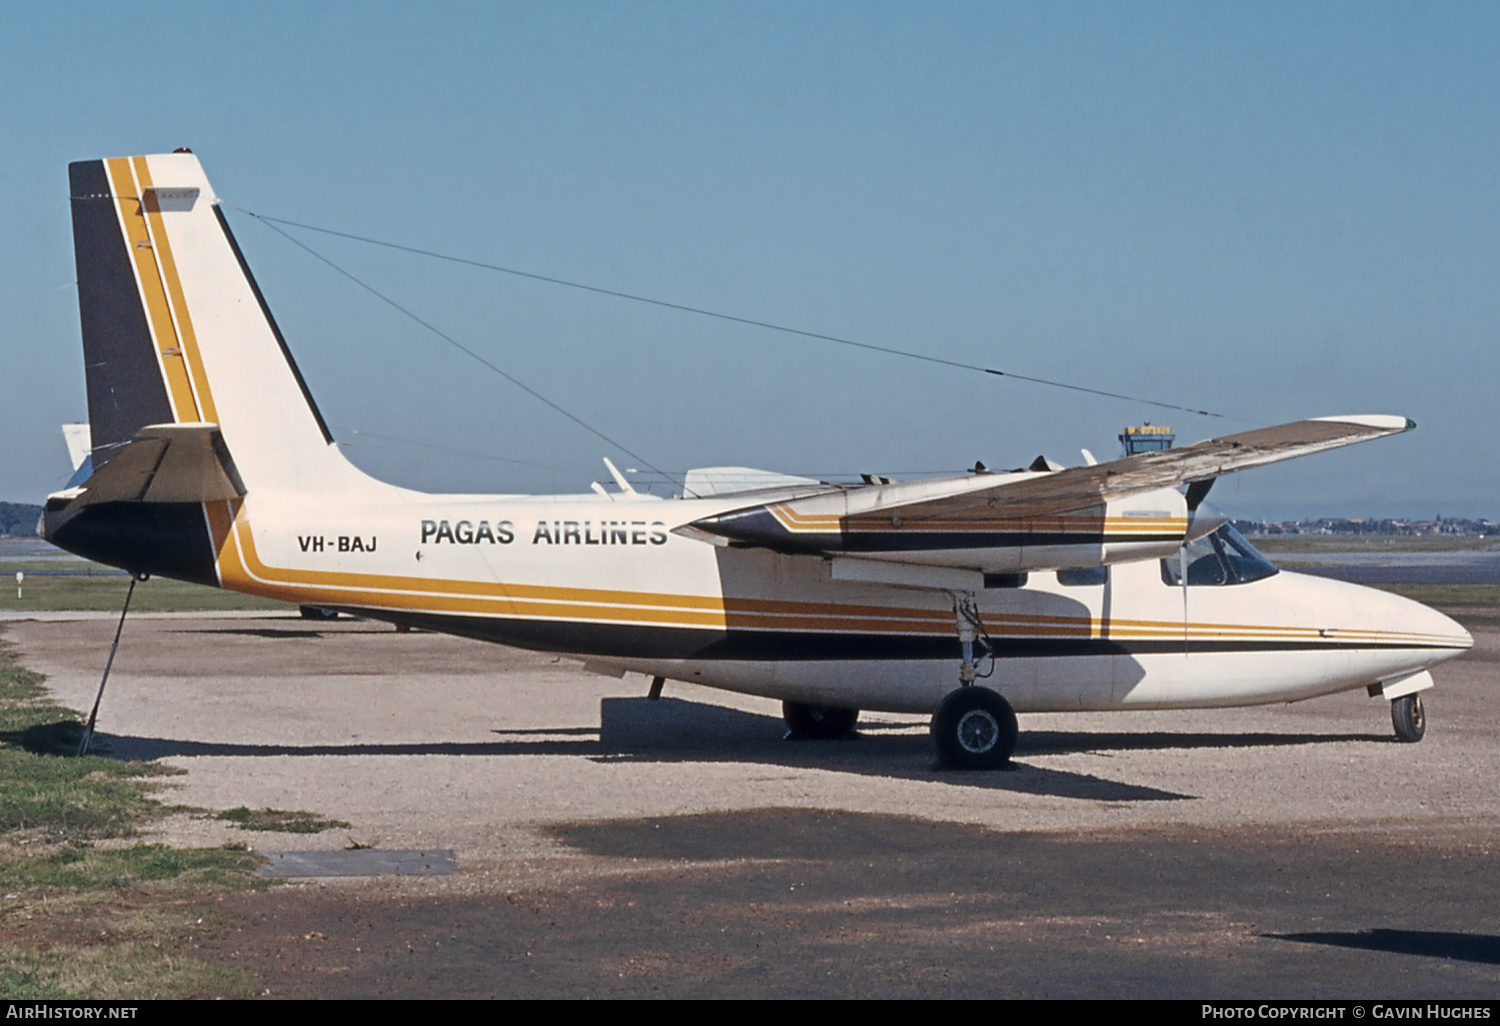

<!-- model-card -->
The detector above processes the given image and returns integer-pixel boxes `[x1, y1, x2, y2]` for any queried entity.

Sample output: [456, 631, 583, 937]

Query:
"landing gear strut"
[930, 591, 1017, 769]
[1392, 693, 1426, 743]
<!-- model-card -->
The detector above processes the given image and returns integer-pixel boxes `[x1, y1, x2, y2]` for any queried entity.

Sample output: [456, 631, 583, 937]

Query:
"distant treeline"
[0, 503, 42, 537]
[1236, 516, 1498, 537]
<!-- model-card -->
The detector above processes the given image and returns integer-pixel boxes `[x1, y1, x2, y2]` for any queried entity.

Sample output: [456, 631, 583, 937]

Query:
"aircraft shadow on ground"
[97, 696, 1395, 803]
[1018, 728, 1382, 755]
[1268, 929, 1500, 966]
[168, 627, 397, 640]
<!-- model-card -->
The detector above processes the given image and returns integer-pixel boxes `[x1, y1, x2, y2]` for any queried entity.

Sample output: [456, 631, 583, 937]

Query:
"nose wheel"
[1391, 693, 1426, 743]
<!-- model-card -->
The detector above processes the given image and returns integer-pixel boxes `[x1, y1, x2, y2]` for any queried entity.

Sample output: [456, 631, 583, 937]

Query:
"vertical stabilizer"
[66, 153, 353, 493]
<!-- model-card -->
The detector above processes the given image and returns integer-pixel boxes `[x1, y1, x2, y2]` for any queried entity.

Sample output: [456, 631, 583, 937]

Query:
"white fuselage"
[206, 485, 1473, 715]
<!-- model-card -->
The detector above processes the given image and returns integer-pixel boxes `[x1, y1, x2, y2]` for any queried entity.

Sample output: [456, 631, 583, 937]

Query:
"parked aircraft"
[43, 152, 1471, 767]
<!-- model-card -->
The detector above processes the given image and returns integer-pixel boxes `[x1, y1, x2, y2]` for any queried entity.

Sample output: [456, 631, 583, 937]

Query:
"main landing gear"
[782, 593, 1020, 767]
[1391, 693, 1426, 743]
[932, 685, 1017, 770]
[931, 592, 1018, 770]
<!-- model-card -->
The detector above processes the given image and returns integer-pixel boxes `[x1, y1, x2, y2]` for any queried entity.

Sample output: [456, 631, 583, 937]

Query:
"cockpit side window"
[1161, 524, 1278, 587]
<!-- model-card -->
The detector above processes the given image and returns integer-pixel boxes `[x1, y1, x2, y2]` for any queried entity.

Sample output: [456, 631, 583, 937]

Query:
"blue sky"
[3, 2, 1497, 519]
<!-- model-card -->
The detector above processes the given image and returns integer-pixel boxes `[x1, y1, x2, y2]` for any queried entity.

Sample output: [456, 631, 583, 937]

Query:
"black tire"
[299, 605, 339, 620]
[1392, 693, 1426, 743]
[931, 686, 1018, 770]
[783, 702, 859, 739]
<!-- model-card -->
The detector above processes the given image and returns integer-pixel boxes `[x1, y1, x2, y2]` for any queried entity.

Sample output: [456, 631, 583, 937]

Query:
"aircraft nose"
[1357, 585, 1472, 660]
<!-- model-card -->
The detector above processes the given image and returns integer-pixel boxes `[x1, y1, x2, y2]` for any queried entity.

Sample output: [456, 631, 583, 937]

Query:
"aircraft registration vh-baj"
[44, 151, 1472, 768]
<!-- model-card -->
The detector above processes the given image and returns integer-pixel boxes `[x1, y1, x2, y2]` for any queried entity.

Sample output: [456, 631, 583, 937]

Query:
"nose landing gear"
[1392, 693, 1426, 743]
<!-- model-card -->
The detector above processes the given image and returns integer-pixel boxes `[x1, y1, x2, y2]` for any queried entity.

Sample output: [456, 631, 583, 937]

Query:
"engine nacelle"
[688, 478, 1205, 573]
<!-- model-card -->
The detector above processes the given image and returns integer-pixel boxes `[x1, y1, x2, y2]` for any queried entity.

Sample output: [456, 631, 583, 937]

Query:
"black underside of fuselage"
[44, 501, 218, 587]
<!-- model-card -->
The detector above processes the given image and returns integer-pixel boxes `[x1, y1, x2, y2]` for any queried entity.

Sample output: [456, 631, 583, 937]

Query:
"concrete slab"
[257, 850, 455, 879]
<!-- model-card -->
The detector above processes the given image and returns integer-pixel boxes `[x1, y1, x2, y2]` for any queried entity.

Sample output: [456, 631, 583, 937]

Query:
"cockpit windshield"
[1160, 524, 1279, 587]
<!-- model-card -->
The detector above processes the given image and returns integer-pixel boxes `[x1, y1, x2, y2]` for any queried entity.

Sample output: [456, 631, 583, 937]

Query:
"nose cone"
[1317, 575, 1473, 670]
[1372, 588, 1472, 654]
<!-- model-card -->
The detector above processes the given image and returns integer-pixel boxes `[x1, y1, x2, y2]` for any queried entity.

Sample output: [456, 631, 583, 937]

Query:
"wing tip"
[1311, 414, 1414, 433]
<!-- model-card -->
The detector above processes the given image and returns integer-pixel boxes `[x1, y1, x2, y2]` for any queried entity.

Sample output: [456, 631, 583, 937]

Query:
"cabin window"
[1057, 566, 1108, 587]
[1160, 524, 1278, 587]
[983, 573, 1028, 589]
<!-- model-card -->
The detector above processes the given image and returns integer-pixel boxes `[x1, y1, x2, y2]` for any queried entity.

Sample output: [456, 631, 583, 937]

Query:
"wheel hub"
[956, 709, 1000, 754]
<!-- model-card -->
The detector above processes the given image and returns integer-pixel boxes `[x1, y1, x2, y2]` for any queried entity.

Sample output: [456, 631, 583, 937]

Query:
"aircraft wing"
[850, 414, 1414, 526]
[685, 415, 1413, 565]
[54, 422, 246, 508]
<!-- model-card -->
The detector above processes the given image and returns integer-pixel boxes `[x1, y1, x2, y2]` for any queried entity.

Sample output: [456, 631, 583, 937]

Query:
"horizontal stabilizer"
[682, 466, 821, 498]
[62, 423, 92, 472]
[56, 422, 246, 508]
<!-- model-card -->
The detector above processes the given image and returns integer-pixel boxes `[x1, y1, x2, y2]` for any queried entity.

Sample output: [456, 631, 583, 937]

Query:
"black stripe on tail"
[69, 160, 173, 467]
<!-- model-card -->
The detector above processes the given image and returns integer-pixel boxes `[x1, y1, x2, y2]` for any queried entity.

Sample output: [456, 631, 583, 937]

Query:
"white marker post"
[15, 571, 21, 600]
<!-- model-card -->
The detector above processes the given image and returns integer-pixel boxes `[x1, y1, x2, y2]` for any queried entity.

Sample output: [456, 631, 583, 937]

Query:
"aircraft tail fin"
[67, 153, 348, 493]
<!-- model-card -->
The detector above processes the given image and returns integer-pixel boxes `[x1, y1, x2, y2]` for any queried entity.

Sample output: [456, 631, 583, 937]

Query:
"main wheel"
[783, 702, 859, 739]
[299, 605, 339, 620]
[931, 686, 1018, 770]
[1392, 693, 1426, 743]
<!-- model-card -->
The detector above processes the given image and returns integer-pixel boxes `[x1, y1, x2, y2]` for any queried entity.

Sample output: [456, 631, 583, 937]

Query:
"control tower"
[1120, 424, 1174, 457]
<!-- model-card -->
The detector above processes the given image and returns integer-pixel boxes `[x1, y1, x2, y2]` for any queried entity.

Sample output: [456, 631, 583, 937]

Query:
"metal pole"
[78, 576, 137, 757]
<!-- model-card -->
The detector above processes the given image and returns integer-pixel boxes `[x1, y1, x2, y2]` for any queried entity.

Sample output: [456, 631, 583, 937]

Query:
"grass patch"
[3, 560, 119, 573]
[0, 625, 269, 998]
[215, 807, 351, 834]
[0, 941, 258, 1001]
[0, 630, 169, 840]
[1365, 583, 1500, 607]
[0, 758, 165, 839]
[0, 574, 293, 613]
[0, 842, 258, 892]
[0, 872, 264, 999]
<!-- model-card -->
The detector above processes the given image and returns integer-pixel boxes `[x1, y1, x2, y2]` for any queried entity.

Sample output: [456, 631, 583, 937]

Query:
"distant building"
[1120, 424, 1174, 457]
